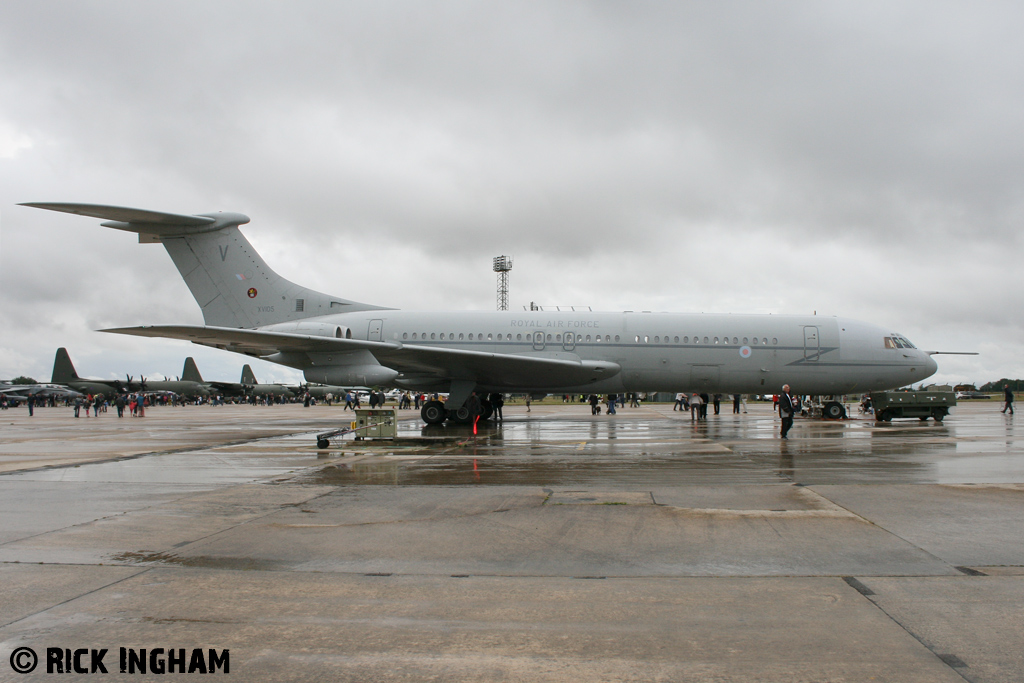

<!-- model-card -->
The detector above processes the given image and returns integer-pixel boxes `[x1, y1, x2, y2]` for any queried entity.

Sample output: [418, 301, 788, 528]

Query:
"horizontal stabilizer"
[21, 202, 249, 237]
[22, 203, 216, 226]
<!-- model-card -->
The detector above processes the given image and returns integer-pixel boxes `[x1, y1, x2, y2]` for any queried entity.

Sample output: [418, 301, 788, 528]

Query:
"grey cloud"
[0, 1, 1021, 384]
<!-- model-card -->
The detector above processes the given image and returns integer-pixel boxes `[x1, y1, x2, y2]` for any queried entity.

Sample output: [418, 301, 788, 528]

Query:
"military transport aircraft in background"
[203, 364, 297, 400]
[51, 348, 211, 398]
[25, 203, 942, 424]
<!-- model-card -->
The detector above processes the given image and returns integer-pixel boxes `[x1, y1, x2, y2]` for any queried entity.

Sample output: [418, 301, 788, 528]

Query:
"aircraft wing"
[103, 325, 621, 388]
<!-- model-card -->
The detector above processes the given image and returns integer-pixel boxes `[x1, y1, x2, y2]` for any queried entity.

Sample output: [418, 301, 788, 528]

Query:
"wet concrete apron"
[1, 402, 1021, 681]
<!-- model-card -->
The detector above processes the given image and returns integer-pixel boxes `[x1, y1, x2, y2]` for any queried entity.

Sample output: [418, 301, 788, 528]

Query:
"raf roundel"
[739, 346, 752, 359]
[247, 287, 258, 299]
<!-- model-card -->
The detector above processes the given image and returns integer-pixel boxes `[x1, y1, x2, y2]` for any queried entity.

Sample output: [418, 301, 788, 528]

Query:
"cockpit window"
[884, 335, 917, 349]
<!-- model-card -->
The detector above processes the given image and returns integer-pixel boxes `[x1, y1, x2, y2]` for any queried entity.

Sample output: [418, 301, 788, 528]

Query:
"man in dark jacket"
[779, 384, 798, 439]
[1003, 384, 1015, 415]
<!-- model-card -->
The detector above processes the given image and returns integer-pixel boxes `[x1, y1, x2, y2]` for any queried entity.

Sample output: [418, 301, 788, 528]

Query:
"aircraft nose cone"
[923, 354, 938, 380]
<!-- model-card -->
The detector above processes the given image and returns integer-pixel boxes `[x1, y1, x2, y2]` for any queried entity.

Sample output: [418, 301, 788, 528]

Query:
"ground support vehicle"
[316, 408, 398, 447]
[805, 395, 850, 420]
[871, 386, 956, 422]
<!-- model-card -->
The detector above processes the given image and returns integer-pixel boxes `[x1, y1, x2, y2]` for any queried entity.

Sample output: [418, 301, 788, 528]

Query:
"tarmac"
[0, 400, 1021, 682]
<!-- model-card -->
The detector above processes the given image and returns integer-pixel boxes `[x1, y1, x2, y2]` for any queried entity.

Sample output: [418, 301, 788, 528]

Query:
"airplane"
[239, 364, 296, 399]
[24, 202, 943, 424]
[303, 383, 349, 401]
[51, 348, 211, 398]
[51, 348, 137, 396]
[0, 381, 82, 404]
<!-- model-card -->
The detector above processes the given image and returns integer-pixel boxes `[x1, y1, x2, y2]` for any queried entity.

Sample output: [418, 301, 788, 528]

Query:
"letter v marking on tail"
[219, 245, 229, 261]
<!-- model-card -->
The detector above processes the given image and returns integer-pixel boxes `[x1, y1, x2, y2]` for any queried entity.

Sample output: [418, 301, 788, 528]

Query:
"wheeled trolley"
[315, 408, 398, 448]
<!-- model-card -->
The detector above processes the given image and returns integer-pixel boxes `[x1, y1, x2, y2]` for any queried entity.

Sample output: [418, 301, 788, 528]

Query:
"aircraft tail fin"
[22, 203, 388, 329]
[241, 364, 258, 385]
[52, 348, 79, 384]
[181, 357, 204, 383]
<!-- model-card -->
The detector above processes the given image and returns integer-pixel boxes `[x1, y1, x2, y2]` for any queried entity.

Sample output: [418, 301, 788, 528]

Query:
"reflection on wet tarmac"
[293, 404, 1024, 487]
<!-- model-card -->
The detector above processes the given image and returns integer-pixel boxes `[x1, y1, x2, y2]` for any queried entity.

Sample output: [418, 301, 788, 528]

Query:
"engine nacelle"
[304, 365, 399, 387]
[259, 322, 351, 339]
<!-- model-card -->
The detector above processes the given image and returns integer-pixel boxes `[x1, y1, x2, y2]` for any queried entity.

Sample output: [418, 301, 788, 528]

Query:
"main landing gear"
[420, 398, 494, 425]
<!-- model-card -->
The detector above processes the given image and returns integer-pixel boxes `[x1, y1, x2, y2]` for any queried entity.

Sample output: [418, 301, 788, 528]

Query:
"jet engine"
[304, 365, 398, 387]
[259, 322, 352, 339]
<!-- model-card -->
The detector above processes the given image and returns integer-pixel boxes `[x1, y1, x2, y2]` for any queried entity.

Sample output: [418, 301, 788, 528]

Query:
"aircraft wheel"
[316, 438, 330, 449]
[823, 401, 846, 420]
[421, 400, 446, 425]
[449, 405, 472, 424]
[479, 399, 493, 421]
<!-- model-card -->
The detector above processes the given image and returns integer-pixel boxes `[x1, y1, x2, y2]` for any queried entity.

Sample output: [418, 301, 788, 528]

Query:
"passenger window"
[742, 337, 748, 344]
[644, 336, 649, 343]
[404, 333, 409, 340]
[714, 337, 719, 344]
[487, 333, 493, 341]
[762, 338, 767, 345]
[684, 336, 690, 343]
[585, 335, 591, 342]
[595, 336, 602, 342]
[733, 337, 738, 344]
[751, 337, 758, 345]
[703, 337, 709, 344]
[430, 333, 436, 340]
[674, 336, 679, 343]
[635, 335, 640, 343]
[612, 335, 617, 342]
[654, 336, 660, 343]
[556, 334, 562, 342]
[772, 338, 778, 345]
[546, 334, 552, 342]
[458, 333, 464, 340]
[517, 333, 522, 341]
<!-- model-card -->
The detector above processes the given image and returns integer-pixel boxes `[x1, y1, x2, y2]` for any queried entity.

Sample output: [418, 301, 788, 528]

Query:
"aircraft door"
[532, 330, 546, 350]
[368, 319, 383, 342]
[803, 326, 820, 361]
[562, 331, 576, 351]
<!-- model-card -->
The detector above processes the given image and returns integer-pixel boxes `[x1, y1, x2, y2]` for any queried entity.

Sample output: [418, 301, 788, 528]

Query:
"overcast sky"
[1, 1, 1021, 387]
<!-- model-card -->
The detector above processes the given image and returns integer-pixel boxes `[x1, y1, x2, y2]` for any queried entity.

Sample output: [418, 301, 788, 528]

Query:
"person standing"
[674, 393, 684, 411]
[525, 394, 532, 412]
[1003, 384, 1015, 415]
[606, 394, 617, 415]
[732, 394, 741, 414]
[690, 393, 702, 421]
[713, 394, 721, 415]
[27, 395, 35, 417]
[490, 392, 504, 421]
[115, 394, 125, 418]
[779, 384, 798, 439]
[700, 393, 710, 420]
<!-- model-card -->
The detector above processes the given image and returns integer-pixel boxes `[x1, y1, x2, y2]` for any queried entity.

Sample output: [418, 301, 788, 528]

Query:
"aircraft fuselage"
[284, 310, 935, 395]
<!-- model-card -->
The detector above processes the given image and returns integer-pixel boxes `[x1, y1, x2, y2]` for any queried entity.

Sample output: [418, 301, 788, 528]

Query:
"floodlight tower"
[493, 255, 513, 311]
